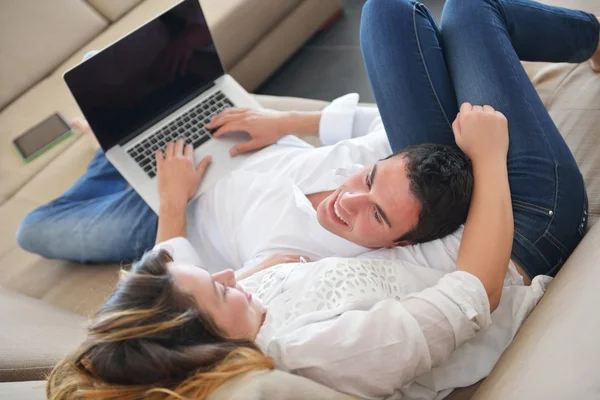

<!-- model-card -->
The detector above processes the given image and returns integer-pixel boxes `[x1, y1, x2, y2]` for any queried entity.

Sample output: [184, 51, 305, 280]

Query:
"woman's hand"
[155, 139, 212, 208]
[452, 103, 509, 165]
[207, 108, 291, 156]
[237, 254, 310, 280]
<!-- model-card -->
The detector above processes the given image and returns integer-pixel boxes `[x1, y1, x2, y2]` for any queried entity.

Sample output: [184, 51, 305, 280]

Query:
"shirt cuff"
[406, 271, 492, 348]
[319, 93, 360, 146]
[153, 237, 203, 267]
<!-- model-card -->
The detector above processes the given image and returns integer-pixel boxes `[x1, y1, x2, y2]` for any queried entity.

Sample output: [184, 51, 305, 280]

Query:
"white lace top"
[156, 238, 551, 400]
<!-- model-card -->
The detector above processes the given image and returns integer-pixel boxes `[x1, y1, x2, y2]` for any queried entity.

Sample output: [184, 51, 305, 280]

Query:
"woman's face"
[168, 263, 265, 340]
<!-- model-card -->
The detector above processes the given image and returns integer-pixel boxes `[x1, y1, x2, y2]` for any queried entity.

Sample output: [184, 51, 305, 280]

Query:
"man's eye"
[365, 173, 371, 189]
[223, 285, 229, 295]
[373, 209, 382, 224]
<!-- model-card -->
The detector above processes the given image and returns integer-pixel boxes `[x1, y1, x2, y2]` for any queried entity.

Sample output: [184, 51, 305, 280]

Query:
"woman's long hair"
[47, 249, 273, 400]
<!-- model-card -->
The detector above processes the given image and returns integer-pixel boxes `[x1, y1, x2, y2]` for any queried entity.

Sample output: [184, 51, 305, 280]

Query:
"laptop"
[64, 0, 261, 213]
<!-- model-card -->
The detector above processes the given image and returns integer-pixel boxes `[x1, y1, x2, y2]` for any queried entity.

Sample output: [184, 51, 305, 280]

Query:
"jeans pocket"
[512, 201, 552, 245]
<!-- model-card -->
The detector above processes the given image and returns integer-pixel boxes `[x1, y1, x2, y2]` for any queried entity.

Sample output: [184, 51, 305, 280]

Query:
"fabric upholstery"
[0, 0, 107, 110]
[472, 222, 600, 400]
[86, 0, 144, 21]
[0, 287, 86, 382]
[0, 77, 85, 206]
[0, 381, 45, 400]
[207, 370, 360, 400]
[228, 0, 343, 91]
[201, 0, 304, 69]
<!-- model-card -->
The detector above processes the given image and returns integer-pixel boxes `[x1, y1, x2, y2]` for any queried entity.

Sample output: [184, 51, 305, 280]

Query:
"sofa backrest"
[0, 0, 108, 111]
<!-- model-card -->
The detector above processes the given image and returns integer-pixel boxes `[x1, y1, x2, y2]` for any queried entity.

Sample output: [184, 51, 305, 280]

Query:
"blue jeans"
[17, 0, 596, 276]
[361, 0, 597, 277]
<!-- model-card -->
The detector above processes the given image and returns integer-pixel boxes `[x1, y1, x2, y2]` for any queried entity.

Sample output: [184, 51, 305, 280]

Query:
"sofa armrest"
[207, 370, 360, 400]
[472, 223, 600, 399]
[0, 287, 86, 382]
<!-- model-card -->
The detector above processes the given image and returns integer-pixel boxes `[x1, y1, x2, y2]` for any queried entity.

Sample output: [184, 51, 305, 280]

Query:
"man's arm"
[207, 94, 381, 155]
[154, 139, 211, 244]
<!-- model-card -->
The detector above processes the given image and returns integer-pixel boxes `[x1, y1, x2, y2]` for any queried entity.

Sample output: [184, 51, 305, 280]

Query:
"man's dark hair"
[392, 143, 473, 244]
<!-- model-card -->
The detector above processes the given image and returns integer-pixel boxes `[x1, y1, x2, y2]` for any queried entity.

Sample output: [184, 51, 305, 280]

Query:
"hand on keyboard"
[207, 108, 290, 156]
[155, 139, 212, 208]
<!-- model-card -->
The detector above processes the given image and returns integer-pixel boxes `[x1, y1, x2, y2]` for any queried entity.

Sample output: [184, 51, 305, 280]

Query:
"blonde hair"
[46, 249, 273, 400]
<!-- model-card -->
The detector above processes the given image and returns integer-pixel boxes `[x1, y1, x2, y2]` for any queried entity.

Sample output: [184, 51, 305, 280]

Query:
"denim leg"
[440, 0, 596, 276]
[17, 151, 157, 263]
[360, 0, 459, 152]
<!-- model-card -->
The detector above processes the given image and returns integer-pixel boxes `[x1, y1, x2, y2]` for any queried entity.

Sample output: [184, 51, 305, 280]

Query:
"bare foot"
[591, 17, 600, 72]
[72, 119, 100, 151]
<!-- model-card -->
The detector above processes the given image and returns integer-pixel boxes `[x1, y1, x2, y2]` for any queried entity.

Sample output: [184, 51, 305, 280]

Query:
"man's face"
[316, 156, 422, 248]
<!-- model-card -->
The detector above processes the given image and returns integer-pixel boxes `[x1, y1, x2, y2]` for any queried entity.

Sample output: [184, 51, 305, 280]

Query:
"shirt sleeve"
[153, 237, 203, 267]
[319, 93, 382, 145]
[263, 271, 491, 399]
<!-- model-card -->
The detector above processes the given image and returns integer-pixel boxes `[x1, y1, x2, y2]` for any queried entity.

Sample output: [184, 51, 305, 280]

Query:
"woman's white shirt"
[155, 237, 551, 400]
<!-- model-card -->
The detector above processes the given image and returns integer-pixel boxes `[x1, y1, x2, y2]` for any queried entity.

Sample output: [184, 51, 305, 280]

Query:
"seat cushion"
[0, 287, 86, 382]
[472, 222, 600, 400]
[86, 0, 144, 22]
[207, 370, 359, 400]
[0, 0, 107, 110]
[0, 381, 45, 400]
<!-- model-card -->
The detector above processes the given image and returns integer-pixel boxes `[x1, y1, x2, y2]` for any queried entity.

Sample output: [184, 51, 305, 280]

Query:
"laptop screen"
[64, 0, 224, 151]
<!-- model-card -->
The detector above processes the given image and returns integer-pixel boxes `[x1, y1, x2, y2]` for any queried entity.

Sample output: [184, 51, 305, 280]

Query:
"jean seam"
[507, 1, 594, 24]
[412, 2, 452, 130]
[513, 229, 548, 278]
[544, 231, 569, 257]
[492, 2, 558, 162]
[512, 200, 553, 216]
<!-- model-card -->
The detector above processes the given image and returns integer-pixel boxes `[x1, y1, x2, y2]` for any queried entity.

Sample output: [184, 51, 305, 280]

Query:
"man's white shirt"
[185, 93, 523, 285]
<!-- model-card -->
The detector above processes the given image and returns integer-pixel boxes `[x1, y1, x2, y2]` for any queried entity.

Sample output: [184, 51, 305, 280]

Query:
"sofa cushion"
[201, 0, 303, 69]
[0, 381, 45, 400]
[472, 221, 600, 400]
[0, 287, 86, 382]
[207, 369, 359, 400]
[0, 76, 86, 206]
[86, 0, 144, 22]
[0, 0, 107, 110]
[0, 136, 120, 316]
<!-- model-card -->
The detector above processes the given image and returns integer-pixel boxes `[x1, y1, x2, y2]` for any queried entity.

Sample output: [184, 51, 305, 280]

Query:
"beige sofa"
[1, 0, 600, 399]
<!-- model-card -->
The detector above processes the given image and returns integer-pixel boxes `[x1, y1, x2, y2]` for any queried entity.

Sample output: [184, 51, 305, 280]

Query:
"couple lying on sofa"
[20, 0, 599, 399]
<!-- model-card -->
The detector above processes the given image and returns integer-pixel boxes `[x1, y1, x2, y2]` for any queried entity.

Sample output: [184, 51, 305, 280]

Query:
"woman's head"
[47, 249, 272, 400]
[170, 260, 264, 341]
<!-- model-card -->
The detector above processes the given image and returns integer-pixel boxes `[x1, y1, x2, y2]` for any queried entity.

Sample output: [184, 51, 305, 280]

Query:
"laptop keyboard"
[127, 91, 234, 178]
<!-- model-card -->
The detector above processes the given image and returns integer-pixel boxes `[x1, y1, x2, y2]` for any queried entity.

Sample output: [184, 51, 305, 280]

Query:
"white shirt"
[156, 237, 551, 400]
[186, 93, 409, 274]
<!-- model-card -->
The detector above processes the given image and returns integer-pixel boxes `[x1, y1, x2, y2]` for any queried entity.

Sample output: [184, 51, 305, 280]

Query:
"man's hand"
[452, 103, 509, 165]
[155, 139, 212, 208]
[207, 108, 292, 156]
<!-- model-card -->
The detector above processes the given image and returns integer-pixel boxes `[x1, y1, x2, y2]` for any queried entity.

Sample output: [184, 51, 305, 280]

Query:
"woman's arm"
[265, 271, 490, 399]
[452, 103, 512, 312]
[154, 139, 212, 244]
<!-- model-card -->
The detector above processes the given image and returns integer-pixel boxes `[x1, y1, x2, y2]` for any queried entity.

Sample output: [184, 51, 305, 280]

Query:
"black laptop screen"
[64, 0, 224, 151]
